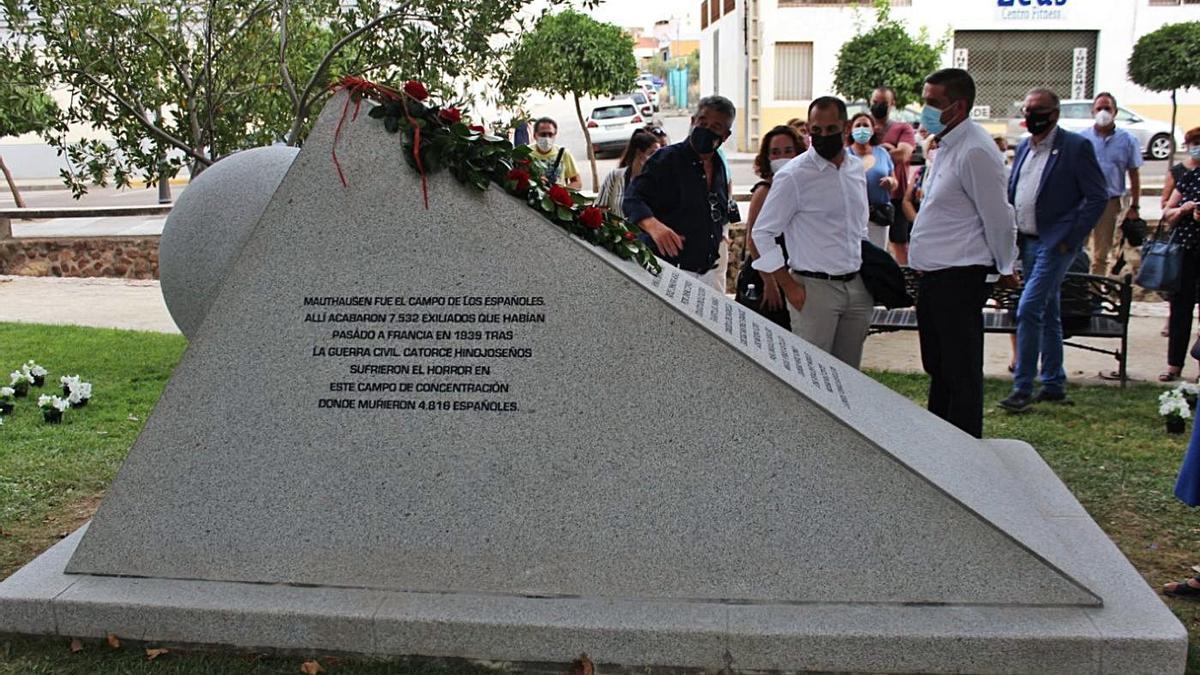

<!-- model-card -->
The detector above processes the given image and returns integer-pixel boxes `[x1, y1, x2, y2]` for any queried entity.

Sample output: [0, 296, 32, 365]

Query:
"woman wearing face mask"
[596, 130, 659, 218]
[742, 125, 807, 324]
[1157, 127, 1200, 383]
[846, 112, 898, 249]
[1164, 128, 1200, 211]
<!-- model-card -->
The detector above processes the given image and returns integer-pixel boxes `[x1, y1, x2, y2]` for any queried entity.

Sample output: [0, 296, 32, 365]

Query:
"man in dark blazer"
[999, 88, 1108, 412]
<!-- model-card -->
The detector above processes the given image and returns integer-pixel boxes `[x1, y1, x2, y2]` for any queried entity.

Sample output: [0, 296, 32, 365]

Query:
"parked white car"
[635, 82, 660, 112]
[612, 90, 654, 119]
[586, 102, 649, 158]
[1005, 100, 1183, 160]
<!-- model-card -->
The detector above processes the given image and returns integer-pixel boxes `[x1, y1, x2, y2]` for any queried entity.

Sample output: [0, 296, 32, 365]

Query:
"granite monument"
[0, 91, 1186, 673]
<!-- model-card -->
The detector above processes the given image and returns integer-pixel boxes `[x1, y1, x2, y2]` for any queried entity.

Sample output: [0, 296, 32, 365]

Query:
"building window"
[775, 42, 813, 101]
[724, 0, 735, 12]
[700, 1, 708, 29]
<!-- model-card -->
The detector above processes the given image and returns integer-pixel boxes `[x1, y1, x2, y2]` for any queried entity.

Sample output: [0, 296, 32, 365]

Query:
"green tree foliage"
[833, 0, 946, 107]
[1128, 21, 1200, 155]
[0, 0, 573, 196]
[504, 10, 638, 191]
[0, 48, 59, 206]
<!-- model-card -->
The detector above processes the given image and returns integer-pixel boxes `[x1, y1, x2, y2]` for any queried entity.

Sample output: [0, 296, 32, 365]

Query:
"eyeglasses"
[647, 127, 667, 137]
[708, 193, 723, 223]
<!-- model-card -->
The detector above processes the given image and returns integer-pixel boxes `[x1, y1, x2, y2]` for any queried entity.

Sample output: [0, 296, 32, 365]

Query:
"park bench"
[869, 268, 1134, 386]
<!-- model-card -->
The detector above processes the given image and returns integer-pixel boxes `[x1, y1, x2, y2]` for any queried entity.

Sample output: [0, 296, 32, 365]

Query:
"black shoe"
[1033, 389, 1067, 403]
[998, 391, 1034, 413]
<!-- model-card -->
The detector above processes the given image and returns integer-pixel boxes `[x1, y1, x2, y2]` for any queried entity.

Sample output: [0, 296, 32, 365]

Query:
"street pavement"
[0, 92, 1175, 238]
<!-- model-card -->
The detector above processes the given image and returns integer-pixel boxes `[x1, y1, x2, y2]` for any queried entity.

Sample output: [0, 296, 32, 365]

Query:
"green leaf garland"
[349, 77, 661, 275]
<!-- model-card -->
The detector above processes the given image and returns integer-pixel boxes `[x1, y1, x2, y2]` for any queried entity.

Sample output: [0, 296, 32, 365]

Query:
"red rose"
[439, 107, 462, 124]
[469, 124, 486, 134]
[623, 231, 636, 241]
[505, 168, 531, 193]
[548, 184, 573, 208]
[580, 206, 603, 230]
[402, 80, 429, 101]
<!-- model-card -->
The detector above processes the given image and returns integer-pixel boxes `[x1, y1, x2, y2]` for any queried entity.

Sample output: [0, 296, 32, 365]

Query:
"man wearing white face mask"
[1080, 92, 1142, 277]
[528, 117, 582, 189]
[908, 68, 1017, 438]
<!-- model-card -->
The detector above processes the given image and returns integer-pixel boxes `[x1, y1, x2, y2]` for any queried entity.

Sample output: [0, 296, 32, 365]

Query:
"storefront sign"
[1071, 48, 1089, 99]
[996, 0, 1069, 21]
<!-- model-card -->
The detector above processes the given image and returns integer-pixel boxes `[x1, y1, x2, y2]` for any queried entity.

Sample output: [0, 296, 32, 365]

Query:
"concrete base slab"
[0, 443, 1185, 674]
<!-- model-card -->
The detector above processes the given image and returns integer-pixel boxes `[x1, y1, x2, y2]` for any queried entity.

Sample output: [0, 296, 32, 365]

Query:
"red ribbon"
[328, 76, 428, 209]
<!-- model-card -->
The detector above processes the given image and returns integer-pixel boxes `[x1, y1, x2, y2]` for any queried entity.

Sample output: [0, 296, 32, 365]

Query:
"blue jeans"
[1013, 237, 1078, 396]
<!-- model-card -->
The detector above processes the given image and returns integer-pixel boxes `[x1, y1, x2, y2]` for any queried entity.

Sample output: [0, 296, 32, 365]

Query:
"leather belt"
[793, 269, 857, 282]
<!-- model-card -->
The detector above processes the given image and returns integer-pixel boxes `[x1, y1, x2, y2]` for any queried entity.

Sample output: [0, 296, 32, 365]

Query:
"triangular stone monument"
[0, 92, 1186, 673]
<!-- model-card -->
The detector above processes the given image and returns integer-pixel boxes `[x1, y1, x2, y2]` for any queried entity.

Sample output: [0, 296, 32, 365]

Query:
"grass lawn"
[1, 321, 1199, 672]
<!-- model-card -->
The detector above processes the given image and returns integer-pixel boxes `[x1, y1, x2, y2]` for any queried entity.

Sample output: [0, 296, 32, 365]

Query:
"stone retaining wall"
[0, 237, 159, 279]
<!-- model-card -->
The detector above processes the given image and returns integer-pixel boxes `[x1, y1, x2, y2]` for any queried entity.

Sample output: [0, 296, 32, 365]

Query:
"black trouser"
[916, 266, 994, 438]
[888, 197, 910, 244]
[1168, 248, 1200, 368]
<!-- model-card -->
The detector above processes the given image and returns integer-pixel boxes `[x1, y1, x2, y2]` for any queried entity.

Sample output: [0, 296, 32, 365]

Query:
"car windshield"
[592, 105, 636, 120]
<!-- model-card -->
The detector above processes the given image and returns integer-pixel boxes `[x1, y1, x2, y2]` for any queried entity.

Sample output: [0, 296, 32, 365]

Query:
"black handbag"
[735, 255, 791, 329]
[859, 240, 913, 308]
[1121, 217, 1148, 247]
[869, 202, 895, 227]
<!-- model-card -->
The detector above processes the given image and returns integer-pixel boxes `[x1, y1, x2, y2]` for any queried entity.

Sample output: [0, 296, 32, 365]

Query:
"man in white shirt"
[751, 96, 873, 368]
[909, 69, 1018, 438]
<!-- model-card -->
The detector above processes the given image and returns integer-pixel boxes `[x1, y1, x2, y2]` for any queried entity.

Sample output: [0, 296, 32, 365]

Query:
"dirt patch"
[1, 492, 105, 579]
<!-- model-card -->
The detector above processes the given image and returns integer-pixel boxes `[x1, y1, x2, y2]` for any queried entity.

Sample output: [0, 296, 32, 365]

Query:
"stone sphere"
[160, 146, 299, 339]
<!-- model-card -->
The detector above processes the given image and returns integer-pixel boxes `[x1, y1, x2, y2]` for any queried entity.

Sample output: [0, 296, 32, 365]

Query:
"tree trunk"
[0, 154, 26, 208]
[1171, 88, 1178, 163]
[573, 92, 599, 193]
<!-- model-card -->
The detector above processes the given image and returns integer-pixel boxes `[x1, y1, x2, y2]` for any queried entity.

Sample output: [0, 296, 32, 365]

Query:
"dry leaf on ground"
[105, 633, 121, 649]
[146, 647, 170, 660]
[68, 638, 83, 653]
[567, 652, 594, 675]
[300, 660, 325, 674]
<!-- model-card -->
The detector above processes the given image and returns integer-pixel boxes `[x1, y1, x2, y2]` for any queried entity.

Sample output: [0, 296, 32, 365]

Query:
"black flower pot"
[1167, 417, 1187, 434]
[61, 385, 71, 397]
[43, 409, 62, 424]
[13, 382, 28, 398]
[32, 375, 45, 387]
[0, 401, 12, 415]
[74, 397, 88, 408]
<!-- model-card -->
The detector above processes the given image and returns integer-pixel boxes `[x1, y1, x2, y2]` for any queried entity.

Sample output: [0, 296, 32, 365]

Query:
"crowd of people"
[520, 69, 1200, 441]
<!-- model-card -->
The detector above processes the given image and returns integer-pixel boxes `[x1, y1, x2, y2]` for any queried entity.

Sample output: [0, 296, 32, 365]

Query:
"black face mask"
[870, 102, 889, 120]
[689, 126, 722, 154]
[1024, 110, 1055, 136]
[810, 131, 844, 161]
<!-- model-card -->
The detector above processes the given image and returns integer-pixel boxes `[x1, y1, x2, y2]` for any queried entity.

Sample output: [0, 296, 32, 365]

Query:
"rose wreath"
[330, 76, 661, 275]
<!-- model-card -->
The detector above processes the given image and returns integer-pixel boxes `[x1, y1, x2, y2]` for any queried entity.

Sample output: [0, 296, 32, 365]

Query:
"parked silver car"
[1005, 100, 1183, 160]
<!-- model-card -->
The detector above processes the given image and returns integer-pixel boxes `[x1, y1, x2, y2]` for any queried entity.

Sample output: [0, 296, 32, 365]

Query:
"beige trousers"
[1087, 195, 1130, 275]
[787, 274, 874, 369]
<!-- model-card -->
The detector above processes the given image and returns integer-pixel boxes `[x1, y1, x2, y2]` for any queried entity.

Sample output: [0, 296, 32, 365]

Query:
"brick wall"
[0, 237, 159, 279]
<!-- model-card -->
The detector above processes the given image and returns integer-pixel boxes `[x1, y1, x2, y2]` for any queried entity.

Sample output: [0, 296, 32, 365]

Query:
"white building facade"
[701, 0, 1200, 152]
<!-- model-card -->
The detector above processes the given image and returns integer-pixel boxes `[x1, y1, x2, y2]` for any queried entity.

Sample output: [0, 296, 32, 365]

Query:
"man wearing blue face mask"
[909, 68, 1018, 438]
[623, 96, 741, 290]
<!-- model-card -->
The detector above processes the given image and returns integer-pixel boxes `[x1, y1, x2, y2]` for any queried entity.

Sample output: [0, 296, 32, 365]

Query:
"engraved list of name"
[306, 294, 545, 414]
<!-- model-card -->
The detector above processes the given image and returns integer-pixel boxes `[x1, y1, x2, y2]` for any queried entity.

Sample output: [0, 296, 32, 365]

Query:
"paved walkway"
[0, 274, 1190, 385]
